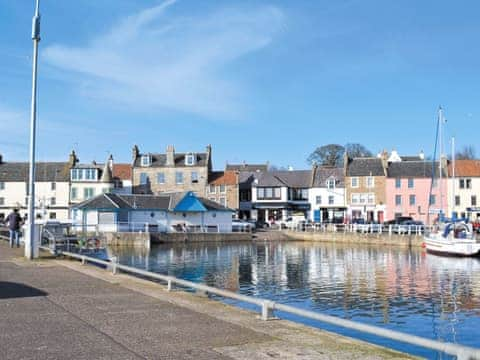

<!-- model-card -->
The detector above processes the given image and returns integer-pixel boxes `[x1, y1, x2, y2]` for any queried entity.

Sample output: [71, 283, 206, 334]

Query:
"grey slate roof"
[133, 153, 208, 168]
[346, 158, 385, 177]
[238, 172, 258, 190]
[73, 192, 230, 212]
[0, 162, 70, 182]
[254, 170, 312, 188]
[312, 167, 345, 187]
[226, 164, 268, 172]
[387, 161, 446, 178]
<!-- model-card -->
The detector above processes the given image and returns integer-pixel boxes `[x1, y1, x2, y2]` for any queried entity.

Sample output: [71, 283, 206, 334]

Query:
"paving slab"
[0, 243, 417, 359]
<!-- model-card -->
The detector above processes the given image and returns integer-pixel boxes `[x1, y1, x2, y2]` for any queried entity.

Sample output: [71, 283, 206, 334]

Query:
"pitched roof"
[133, 153, 208, 168]
[113, 164, 132, 180]
[448, 160, 480, 177]
[387, 161, 446, 178]
[208, 170, 237, 185]
[312, 167, 345, 187]
[226, 164, 268, 172]
[73, 192, 232, 212]
[0, 162, 70, 182]
[238, 171, 258, 190]
[254, 170, 312, 188]
[346, 158, 385, 177]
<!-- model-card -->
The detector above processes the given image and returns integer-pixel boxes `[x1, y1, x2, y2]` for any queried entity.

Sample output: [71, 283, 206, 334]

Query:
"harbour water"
[109, 241, 480, 358]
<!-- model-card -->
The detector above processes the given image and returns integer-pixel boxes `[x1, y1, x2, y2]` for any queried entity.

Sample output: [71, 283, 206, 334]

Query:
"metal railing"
[69, 222, 235, 234]
[53, 249, 480, 360]
[285, 223, 430, 236]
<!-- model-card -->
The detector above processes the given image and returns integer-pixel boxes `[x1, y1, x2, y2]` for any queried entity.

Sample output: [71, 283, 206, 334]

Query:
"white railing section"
[284, 223, 430, 236]
[69, 222, 243, 234]
[54, 249, 480, 360]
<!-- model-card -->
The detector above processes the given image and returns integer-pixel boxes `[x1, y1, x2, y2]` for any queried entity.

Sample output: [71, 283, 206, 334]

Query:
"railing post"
[389, 225, 392, 236]
[81, 255, 86, 265]
[111, 256, 118, 275]
[167, 278, 172, 292]
[261, 300, 275, 321]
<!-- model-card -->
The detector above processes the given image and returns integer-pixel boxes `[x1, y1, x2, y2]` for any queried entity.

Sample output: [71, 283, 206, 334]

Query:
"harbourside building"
[309, 166, 346, 223]
[131, 145, 212, 195]
[0, 154, 71, 221]
[251, 170, 312, 223]
[447, 159, 480, 221]
[385, 157, 447, 224]
[71, 191, 233, 233]
[69, 152, 116, 205]
[206, 170, 239, 210]
[112, 163, 133, 195]
[344, 155, 387, 223]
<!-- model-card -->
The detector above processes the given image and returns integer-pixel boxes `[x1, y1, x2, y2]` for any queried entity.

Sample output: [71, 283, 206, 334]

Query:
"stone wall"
[151, 232, 252, 244]
[286, 230, 424, 247]
[103, 232, 151, 248]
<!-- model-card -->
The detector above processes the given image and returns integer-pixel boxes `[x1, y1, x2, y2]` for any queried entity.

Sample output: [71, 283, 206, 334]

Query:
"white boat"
[424, 221, 480, 256]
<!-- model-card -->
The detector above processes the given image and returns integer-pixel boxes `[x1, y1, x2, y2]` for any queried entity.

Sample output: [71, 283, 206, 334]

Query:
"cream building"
[447, 160, 480, 221]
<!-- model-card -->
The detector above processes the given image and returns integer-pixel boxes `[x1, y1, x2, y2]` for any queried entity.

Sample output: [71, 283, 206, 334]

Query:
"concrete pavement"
[0, 242, 416, 359]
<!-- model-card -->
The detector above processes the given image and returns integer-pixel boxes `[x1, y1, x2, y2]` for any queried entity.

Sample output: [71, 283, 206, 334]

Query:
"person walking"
[6, 209, 22, 248]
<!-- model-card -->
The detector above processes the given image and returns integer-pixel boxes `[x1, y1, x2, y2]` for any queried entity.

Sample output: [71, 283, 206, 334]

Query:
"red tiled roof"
[208, 170, 237, 185]
[448, 160, 480, 177]
[113, 164, 132, 180]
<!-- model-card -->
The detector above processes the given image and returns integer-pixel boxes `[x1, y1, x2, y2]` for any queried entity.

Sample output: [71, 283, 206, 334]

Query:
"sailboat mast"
[438, 107, 444, 218]
[451, 137, 455, 219]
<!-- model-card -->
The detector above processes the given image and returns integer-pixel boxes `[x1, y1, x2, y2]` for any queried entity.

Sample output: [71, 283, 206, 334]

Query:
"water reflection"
[109, 242, 480, 352]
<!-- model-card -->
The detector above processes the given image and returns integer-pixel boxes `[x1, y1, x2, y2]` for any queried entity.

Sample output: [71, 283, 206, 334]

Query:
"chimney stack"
[68, 150, 78, 168]
[132, 145, 139, 163]
[419, 150, 425, 160]
[108, 154, 114, 170]
[166, 145, 175, 166]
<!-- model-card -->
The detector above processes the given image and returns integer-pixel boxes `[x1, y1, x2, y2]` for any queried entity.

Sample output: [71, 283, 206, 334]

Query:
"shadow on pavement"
[0, 282, 47, 299]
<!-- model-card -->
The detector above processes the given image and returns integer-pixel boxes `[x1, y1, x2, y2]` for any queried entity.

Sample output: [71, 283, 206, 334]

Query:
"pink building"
[385, 161, 448, 224]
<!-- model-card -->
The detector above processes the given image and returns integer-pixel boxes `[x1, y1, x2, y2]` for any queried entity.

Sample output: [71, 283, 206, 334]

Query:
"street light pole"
[26, 0, 41, 259]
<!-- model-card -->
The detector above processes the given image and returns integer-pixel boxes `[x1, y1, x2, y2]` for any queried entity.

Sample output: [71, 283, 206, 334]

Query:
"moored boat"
[424, 221, 480, 256]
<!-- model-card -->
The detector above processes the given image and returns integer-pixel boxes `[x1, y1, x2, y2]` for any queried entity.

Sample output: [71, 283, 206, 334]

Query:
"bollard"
[81, 255, 86, 265]
[167, 279, 172, 292]
[111, 256, 118, 275]
[261, 300, 275, 321]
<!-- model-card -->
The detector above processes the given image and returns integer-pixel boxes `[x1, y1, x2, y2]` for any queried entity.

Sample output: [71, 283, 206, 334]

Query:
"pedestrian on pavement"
[6, 209, 22, 248]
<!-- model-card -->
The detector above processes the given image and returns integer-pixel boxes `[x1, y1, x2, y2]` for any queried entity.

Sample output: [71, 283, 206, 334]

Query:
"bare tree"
[307, 144, 345, 166]
[345, 143, 373, 158]
[455, 145, 476, 160]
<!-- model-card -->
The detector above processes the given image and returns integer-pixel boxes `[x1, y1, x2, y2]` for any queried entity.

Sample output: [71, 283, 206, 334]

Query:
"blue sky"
[1, 0, 479, 169]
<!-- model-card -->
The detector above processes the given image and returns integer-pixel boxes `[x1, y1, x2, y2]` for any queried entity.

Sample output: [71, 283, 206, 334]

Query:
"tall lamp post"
[26, 0, 41, 259]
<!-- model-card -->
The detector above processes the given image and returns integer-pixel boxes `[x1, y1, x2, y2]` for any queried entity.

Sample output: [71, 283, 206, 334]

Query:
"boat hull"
[424, 236, 480, 257]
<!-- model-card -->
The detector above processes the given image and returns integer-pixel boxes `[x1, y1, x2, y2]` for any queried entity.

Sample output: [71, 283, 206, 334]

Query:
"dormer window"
[141, 154, 152, 167]
[185, 153, 195, 166]
[326, 178, 336, 189]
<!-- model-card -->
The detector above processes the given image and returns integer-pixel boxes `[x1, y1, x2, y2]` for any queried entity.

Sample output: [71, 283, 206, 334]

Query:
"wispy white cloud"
[43, 1, 285, 120]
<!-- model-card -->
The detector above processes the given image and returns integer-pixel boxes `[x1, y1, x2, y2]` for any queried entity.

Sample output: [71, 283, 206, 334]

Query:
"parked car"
[231, 219, 252, 232]
[384, 216, 413, 225]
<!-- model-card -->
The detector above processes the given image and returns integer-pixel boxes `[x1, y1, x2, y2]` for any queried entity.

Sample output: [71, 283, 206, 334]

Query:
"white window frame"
[328, 195, 334, 205]
[175, 172, 184, 184]
[191, 171, 198, 183]
[0, 197, 4, 205]
[157, 172, 165, 184]
[351, 177, 359, 188]
[219, 184, 226, 193]
[0, 181, 4, 190]
[185, 153, 195, 166]
[316, 195, 322, 205]
[141, 155, 152, 167]
[71, 187, 78, 200]
[326, 178, 335, 189]
[209, 184, 216, 194]
[366, 176, 374, 189]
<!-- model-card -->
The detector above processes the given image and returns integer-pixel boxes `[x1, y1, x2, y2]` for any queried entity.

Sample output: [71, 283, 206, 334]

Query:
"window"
[141, 155, 151, 167]
[455, 196, 461, 206]
[84, 188, 94, 199]
[395, 178, 401, 188]
[71, 169, 83, 181]
[289, 188, 308, 201]
[0, 182, 4, 190]
[466, 179, 472, 189]
[219, 184, 226, 193]
[459, 179, 465, 189]
[316, 196, 322, 205]
[209, 197, 216, 202]
[185, 153, 195, 166]
[326, 178, 335, 189]
[239, 189, 251, 202]
[0, 197, 4, 206]
[49, 212, 56, 220]
[140, 173, 148, 185]
[395, 195, 402, 206]
[328, 195, 334, 205]
[472, 196, 477, 207]
[257, 187, 281, 200]
[51, 182, 56, 191]
[409, 195, 416, 206]
[25, 197, 28, 205]
[175, 172, 184, 184]
[219, 197, 226, 207]
[71, 187, 78, 200]
[157, 172, 165, 184]
[191, 172, 198, 184]
[50, 197, 56, 206]
[408, 178, 414, 188]
[351, 177, 359, 188]
[351, 194, 359, 204]
[367, 193, 375, 204]
[366, 177, 374, 188]
[429, 195, 436, 205]
[209, 184, 216, 194]
[84, 169, 96, 180]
